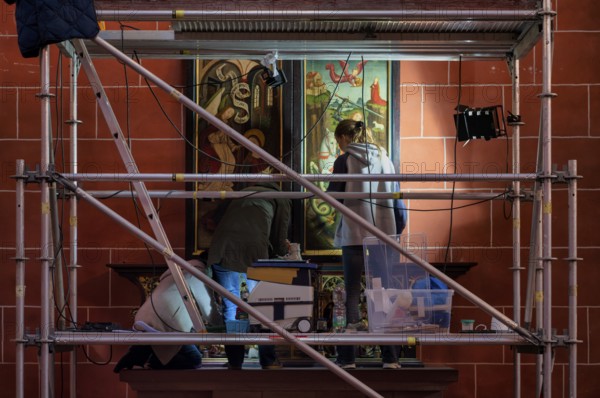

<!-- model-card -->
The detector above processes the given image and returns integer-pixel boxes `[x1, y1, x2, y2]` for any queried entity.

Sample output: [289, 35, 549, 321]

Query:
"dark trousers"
[336, 245, 399, 365]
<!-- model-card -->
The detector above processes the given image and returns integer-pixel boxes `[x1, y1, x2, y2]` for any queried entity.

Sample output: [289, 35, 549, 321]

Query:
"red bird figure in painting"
[325, 60, 368, 86]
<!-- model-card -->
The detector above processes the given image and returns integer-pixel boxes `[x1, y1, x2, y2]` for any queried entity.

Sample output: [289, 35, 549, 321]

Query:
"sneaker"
[113, 346, 152, 373]
[335, 361, 356, 370]
[383, 362, 401, 369]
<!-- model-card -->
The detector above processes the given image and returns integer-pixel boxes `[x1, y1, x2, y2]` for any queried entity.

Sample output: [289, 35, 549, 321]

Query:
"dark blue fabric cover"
[5, 0, 99, 58]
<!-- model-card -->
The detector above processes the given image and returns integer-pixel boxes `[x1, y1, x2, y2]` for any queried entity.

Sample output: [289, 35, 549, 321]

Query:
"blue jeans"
[336, 245, 398, 365]
[212, 263, 276, 367]
[212, 263, 258, 321]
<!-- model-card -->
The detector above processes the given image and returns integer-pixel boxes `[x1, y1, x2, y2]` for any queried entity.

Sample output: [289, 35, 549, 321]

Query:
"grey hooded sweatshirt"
[329, 142, 399, 247]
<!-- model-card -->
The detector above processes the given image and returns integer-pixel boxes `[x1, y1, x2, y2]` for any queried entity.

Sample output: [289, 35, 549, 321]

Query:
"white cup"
[461, 319, 475, 331]
[491, 317, 510, 331]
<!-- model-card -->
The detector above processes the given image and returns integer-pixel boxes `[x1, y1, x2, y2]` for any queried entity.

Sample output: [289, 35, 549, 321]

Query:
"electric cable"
[443, 56, 462, 268]
[97, 189, 128, 200]
[80, 345, 112, 366]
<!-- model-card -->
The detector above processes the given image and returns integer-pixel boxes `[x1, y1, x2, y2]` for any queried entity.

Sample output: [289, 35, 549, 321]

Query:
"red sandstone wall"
[0, 1, 599, 397]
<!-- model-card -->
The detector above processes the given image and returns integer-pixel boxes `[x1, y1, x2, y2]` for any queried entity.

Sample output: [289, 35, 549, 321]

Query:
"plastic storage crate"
[365, 287, 454, 333]
[363, 234, 453, 333]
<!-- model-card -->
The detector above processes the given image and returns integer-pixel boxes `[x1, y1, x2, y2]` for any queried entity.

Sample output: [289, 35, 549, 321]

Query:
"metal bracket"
[506, 111, 524, 126]
[15, 333, 36, 346]
[56, 40, 79, 59]
[509, 188, 533, 202]
[23, 332, 56, 348]
[56, 187, 76, 200]
[552, 166, 568, 184]
[537, 9, 558, 17]
[536, 172, 557, 183]
[562, 164, 583, 181]
[552, 164, 583, 184]
[11, 164, 46, 184]
[554, 335, 570, 348]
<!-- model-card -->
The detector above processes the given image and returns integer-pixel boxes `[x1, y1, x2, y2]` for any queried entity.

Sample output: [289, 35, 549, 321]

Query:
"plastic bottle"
[332, 284, 347, 332]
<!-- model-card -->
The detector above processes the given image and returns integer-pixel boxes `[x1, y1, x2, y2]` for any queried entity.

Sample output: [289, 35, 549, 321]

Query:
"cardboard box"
[247, 261, 316, 285]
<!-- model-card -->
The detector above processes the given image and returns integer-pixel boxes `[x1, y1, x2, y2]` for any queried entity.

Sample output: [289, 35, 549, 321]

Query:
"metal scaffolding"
[12, 0, 579, 397]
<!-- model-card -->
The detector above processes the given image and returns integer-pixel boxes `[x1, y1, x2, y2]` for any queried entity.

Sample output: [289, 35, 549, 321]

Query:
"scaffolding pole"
[39, 45, 52, 398]
[67, 54, 81, 398]
[541, 0, 556, 396]
[510, 57, 523, 398]
[85, 190, 509, 201]
[60, 172, 538, 183]
[14, 159, 26, 398]
[95, 9, 538, 22]
[566, 160, 579, 398]
[52, 331, 530, 346]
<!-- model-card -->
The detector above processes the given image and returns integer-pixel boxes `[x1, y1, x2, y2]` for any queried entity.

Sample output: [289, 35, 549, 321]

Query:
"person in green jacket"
[208, 182, 291, 369]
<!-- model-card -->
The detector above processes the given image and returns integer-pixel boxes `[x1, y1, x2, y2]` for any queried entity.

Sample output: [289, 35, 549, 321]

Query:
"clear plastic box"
[363, 234, 453, 333]
[363, 234, 430, 291]
[364, 288, 454, 333]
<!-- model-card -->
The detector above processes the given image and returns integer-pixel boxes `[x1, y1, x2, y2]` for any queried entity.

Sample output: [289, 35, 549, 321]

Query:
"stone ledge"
[121, 365, 458, 398]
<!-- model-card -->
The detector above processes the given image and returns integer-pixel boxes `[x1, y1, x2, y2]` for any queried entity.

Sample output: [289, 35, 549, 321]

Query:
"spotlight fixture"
[260, 51, 287, 88]
[454, 105, 507, 142]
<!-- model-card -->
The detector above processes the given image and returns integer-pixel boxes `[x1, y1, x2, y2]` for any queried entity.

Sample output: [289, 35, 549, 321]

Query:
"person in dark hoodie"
[327, 119, 407, 370]
[208, 182, 291, 369]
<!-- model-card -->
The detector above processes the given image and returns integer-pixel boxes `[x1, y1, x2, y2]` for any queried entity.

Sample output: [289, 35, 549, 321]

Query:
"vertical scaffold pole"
[510, 57, 523, 398]
[67, 52, 82, 398]
[15, 159, 27, 398]
[566, 160, 579, 398]
[39, 45, 52, 398]
[541, 0, 556, 396]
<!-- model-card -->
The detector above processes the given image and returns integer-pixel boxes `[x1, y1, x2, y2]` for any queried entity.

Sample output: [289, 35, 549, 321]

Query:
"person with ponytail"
[327, 119, 407, 369]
